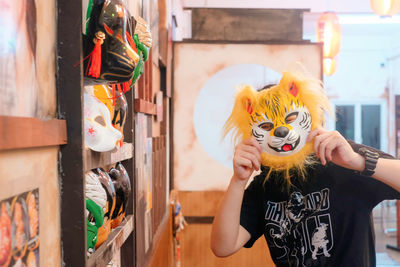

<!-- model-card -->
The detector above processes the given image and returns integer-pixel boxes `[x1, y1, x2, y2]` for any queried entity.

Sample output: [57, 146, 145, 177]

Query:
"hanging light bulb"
[323, 57, 337, 76]
[370, 0, 400, 16]
[316, 12, 342, 58]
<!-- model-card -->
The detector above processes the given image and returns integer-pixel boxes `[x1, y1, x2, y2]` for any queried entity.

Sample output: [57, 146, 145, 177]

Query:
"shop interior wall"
[0, 0, 61, 266]
[133, 0, 174, 266]
[170, 7, 323, 267]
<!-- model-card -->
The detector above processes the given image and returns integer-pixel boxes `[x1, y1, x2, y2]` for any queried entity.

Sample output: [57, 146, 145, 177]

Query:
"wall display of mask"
[83, 0, 152, 86]
[84, 93, 122, 152]
[91, 85, 128, 147]
[0, 189, 39, 267]
[108, 163, 131, 229]
[85, 171, 107, 252]
[93, 168, 116, 249]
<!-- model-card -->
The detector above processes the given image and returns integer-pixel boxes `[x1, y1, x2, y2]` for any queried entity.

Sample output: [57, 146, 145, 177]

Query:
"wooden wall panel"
[179, 191, 225, 217]
[181, 224, 274, 267]
[178, 191, 275, 267]
[191, 8, 305, 42]
[0, 147, 61, 267]
[149, 208, 174, 267]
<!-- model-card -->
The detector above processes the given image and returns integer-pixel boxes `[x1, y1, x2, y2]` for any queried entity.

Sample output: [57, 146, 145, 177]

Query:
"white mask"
[84, 93, 122, 152]
[251, 106, 311, 157]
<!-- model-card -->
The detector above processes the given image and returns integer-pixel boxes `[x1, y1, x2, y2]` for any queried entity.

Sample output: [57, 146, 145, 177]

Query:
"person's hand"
[307, 128, 364, 171]
[233, 138, 262, 182]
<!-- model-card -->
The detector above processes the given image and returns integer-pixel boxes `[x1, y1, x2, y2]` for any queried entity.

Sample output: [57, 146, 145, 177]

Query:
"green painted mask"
[86, 198, 104, 250]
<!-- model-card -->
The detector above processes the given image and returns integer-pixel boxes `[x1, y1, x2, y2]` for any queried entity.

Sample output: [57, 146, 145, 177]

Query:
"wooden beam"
[191, 8, 306, 42]
[0, 116, 67, 151]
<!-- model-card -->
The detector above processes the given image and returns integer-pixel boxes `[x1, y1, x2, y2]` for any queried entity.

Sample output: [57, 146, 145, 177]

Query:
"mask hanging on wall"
[92, 84, 127, 147]
[110, 85, 127, 147]
[93, 168, 116, 249]
[84, 93, 122, 152]
[83, 0, 139, 83]
[131, 16, 152, 85]
[109, 162, 131, 228]
[224, 72, 331, 182]
[85, 171, 107, 251]
[86, 198, 104, 251]
[92, 84, 115, 116]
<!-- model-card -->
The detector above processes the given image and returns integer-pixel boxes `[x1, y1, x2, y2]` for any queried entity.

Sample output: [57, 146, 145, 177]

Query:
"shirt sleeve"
[348, 141, 400, 208]
[240, 175, 265, 248]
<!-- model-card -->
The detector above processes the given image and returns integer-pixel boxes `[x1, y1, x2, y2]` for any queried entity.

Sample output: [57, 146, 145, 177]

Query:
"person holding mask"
[211, 72, 400, 266]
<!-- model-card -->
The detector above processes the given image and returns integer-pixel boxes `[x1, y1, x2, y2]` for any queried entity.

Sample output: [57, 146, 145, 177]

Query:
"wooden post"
[56, 0, 86, 265]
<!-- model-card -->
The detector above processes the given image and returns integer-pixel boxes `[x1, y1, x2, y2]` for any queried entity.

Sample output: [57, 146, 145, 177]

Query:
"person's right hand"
[233, 138, 262, 181]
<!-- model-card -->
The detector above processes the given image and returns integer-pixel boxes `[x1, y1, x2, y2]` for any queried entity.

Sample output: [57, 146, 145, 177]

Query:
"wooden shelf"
[83, 143, 133, 171]
[87, 215, 134, 267]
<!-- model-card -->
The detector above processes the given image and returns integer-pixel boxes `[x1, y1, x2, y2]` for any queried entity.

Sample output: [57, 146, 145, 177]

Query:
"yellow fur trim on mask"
[223, 71, 331, 183]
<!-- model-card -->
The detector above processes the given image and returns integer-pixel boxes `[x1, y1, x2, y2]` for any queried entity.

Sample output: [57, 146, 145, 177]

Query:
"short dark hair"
[257, 84, 276, 92]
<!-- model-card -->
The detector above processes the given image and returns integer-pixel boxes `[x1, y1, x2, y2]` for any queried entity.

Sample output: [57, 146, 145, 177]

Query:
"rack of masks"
[82, 0, 151, 154]
[80, 0, 152, 264]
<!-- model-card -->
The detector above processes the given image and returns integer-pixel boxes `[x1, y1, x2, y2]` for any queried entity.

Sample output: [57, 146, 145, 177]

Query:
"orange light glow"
[316, 12, 341, 59]
[323, 57, 337, 76]
[370, 0, 400, 16]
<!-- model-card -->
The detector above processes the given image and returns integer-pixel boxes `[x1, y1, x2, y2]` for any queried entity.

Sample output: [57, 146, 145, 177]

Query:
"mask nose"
[274, 126, 289, 138]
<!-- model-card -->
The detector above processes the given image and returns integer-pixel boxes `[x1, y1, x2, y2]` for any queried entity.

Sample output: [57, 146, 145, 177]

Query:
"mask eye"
[259, 122, 274, 131]
[285, 112, 299, 124]
[94, 116, 106, 126]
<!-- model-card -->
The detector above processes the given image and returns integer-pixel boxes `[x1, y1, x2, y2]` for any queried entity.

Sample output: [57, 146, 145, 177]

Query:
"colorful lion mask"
[224, 71, 331, 181]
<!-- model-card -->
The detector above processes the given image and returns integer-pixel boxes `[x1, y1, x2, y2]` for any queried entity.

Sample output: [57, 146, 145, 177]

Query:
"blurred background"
[171, 1, 400, 266]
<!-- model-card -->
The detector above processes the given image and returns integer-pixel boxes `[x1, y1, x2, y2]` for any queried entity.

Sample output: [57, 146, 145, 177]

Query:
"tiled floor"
[374, 200, 400, 266]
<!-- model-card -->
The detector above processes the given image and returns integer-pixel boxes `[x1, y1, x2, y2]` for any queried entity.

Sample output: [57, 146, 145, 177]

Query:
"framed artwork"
[173, 41, 323, 191]
[0, 189, 39, 267]
[0, 0, 56, 118]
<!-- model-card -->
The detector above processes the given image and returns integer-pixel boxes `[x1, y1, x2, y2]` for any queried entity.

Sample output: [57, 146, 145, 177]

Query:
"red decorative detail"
[88, 127, 95, 135]
[126, 31, 138, 53]
[282, 144, 292, 151]
[289, 82, 298, 97]
[85, 39, 102, 78]
[109, 81, 132, 106]
[103, 23, 114, 36]
[246, 99, 253, 114]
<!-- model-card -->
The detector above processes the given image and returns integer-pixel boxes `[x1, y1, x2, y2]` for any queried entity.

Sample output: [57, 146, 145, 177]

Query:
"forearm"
[372, 158, 400, 192]
[211, 175, 249, 257]
[350, 153, 400, 192]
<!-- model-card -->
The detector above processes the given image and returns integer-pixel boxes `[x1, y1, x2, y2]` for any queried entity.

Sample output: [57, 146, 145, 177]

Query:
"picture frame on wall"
[0, 189, 39, 267]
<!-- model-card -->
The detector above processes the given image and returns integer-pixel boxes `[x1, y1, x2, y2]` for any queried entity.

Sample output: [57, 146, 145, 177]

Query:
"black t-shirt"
[240, 143, 400, 267]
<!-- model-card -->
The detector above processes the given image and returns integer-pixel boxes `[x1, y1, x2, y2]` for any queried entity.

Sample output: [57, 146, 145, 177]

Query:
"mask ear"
[237, 86, 256, 115]
[288, 82, 298, 97]
[223, 85, 257, 141]
[243, 96, 254, 114]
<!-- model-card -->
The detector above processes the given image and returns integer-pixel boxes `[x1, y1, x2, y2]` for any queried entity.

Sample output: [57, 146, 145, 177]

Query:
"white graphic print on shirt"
[264, 189, 332, 266]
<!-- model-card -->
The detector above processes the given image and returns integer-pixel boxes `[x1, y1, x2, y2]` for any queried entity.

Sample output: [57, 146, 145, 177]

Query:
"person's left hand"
[307, 128, 364, 171]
